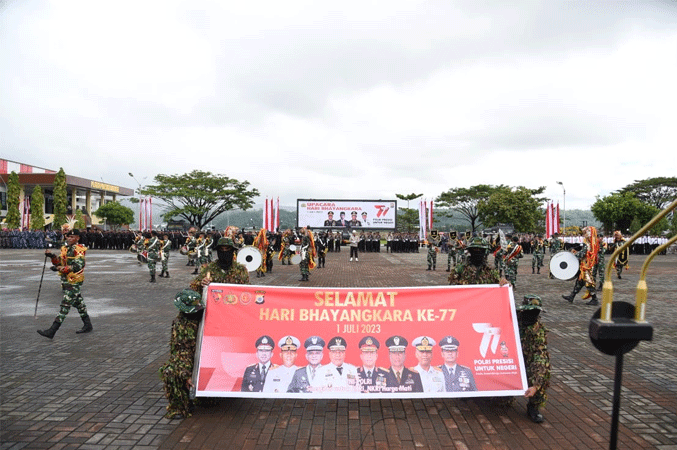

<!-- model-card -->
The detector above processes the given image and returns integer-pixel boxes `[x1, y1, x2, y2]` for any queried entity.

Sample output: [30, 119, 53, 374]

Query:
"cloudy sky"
[1, 0, 675, 211]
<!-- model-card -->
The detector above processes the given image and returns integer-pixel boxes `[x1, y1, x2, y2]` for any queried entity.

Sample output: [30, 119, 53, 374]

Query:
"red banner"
[194, 284, 527, 399]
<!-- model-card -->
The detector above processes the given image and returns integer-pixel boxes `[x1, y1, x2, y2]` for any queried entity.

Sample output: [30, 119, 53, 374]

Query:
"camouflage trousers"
[592, 256, 605, 286]
[531, 252, 544, 269]
[56, 283, 88, 324]
[147, 258, 157, 276]
[161, 254, 170, 273]
[505, 262, 519, 286]
[447, 250, 458, 269]
[427, 249, 437, 268]
[299, 259, 310, 276]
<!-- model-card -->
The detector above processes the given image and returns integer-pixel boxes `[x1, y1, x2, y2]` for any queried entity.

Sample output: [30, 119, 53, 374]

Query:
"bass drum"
[179, 245, 189, 255]
[236, 246, 263, 272]
[129, 244, 137, 253]
[290, 254, 302, 265]
[138, 250, 149, 264]
[549, 251, 579, 280]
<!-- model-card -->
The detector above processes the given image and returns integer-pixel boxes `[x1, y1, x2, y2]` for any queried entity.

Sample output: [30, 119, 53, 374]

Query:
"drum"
[236, 246, 263, 272]
[290, 254, 302, 265]
[179, 245, 189, 255]
[138, 250, 149, 264]
[549, 251, 579, 280]
[289, 244, 297, 252]
[129, 244, 137, 253]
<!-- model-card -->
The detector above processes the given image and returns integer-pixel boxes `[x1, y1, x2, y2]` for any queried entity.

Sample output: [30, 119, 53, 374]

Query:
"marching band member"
[562, 226, 600, 305]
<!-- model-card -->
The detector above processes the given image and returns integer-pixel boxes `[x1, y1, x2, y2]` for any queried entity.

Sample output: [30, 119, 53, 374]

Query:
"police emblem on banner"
[255, 290, 266, 305]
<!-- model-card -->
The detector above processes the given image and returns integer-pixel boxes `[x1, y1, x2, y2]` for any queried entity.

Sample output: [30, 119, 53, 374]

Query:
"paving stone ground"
[1, 247, 676, 449]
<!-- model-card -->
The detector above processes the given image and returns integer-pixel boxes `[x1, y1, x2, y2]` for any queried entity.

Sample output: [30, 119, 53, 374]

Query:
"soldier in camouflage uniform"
[531, 235, 546, 274]
[278, 229, 293, 265]
[38, 226, 93, 339]
[298, 227, 316, 282]
[159, 233, 172, 278]
[146, 230, 162, 282]
[592, 236, 607, 290]
[610, 230, 629, 279]
[504, 235, 524, 288]
[547, 232, 563, 279]
[189, 237, 250, 294]
[159, 289, 205, 419]
[449, 237, 504, 285]
[426, 232, 439, 271]
[159, 238, 250, 420]
[517, 295, 551, 423]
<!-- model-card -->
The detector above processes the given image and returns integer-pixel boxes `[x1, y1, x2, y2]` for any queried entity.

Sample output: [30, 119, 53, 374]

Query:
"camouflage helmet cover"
[174, 289, 204, 314]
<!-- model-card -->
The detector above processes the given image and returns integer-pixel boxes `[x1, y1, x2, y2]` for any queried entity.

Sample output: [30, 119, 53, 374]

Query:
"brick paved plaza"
[1, 248, 676, 449]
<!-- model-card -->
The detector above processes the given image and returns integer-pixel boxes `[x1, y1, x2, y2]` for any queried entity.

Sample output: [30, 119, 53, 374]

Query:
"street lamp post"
[556, 181, 566, 234]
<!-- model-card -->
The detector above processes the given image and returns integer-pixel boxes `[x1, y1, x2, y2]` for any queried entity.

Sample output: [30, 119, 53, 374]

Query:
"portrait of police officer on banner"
[263, 335, 301, 393]
[316, 336, 359, 392]
[287, 336, 325, 393]
[241, 335, 276, 392]
[356, 336, 388, 393]
[439, 335, 477, 392]
[384, 336, 423, 393]
[412, 336, 445, 393]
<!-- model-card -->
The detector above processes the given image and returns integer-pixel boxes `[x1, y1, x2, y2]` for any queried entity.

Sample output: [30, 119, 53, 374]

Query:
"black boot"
[165, 272, 170, 278]
[37, 321, 61, 339]
[433, 265, 436, 271]
[150, 274, 156, 283]
[426, 265, 431, 271]
[527, 403, 544, 423]
[562, 292, 575, 303]
[532, 267, 535, 274]
[585, 294, 599, 306]
[192, 268, 198, 275]
[76, 315, 93, 334]
[537, 267, 540, 274]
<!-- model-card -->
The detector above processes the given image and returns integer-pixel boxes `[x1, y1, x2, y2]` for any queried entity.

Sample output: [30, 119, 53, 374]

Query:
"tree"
[395, 193, 423, 209]
[53, 168, 68, 230]
[396, 207, 420, 233]
[618, 177, 677, 210]
[74, 209, 86, 229]
[477, 186, 546, 232]
[30, 185, 45, 230]
[93, 201, 135, 229]
[591, 191, 657, 234]
[436, 185, 506, 234]
[139, 170, 260, 230]
[5, 171, 21, 229]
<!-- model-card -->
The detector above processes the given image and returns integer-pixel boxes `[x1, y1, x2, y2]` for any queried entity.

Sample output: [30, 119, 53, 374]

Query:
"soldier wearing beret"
[316, 336, 359, 392]
[439, 336, 477, 392]
[263, 335, 301, 393]
[38, 222, 93, 339]
[241, 336, 276, 392]
[287, 336, 326, 393]
[357, 336, 388, 393]
[384, 336, 423, 393]
[411, 336, 444, 393]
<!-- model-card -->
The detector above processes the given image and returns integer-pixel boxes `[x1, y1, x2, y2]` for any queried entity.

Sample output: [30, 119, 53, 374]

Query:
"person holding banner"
[439, 336, 477, 392]
[263, 336, 301, 393]
[517, 295, 551, 423]
[412, 336, 445, 393]
[316, 336, 359, 392]
[287, 336, 326, 393]
[241, 336, 276, 392]
[357, 336, 388, 393]
[384, 336, 424, 393]
[159, 289, 205, 419]
[449, 237, 504, 286]
[189, 237, 250, 293]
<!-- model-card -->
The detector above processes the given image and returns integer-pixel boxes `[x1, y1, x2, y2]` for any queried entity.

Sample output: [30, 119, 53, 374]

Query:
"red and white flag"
[545, 202, 560, 238]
